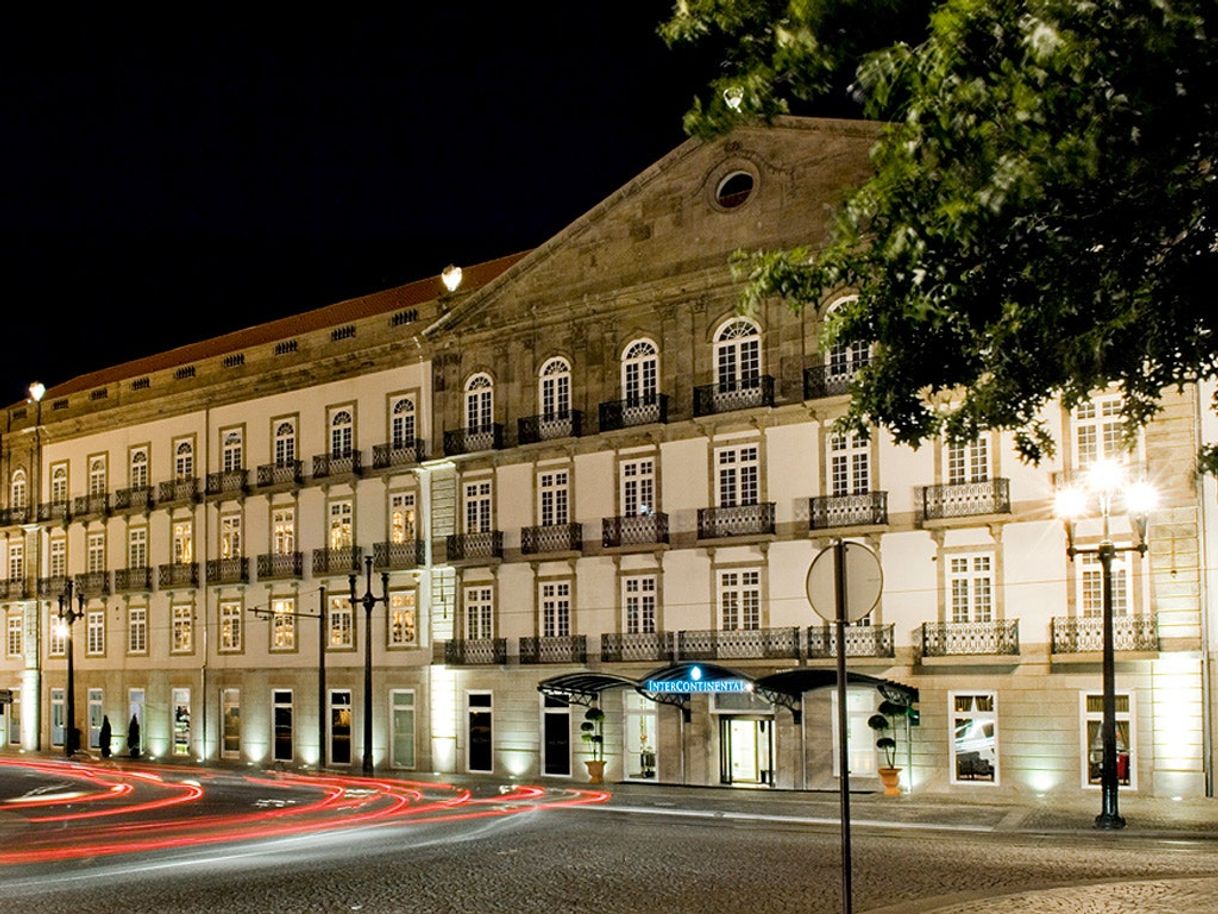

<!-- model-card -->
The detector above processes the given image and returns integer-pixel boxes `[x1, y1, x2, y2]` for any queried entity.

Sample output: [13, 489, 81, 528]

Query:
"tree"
[663, 0, 1218, 466]
[99, 715, 112, 759]
[128, 714, 141, 759]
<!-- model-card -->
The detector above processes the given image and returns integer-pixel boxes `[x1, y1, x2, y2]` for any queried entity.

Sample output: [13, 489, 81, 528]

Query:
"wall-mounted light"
[28, 381, 45, 403]
[441, 264, 463, 292]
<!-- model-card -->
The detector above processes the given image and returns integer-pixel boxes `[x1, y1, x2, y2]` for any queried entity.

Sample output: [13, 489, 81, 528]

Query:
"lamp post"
[1055, 458, 1156, 830]
[55, 579, 85, 757]
[349, 555, 389, 776]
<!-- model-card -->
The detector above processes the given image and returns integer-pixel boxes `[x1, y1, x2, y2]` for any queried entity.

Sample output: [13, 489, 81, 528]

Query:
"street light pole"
[56, 579, 85, 757]
[349, 555, 388, 776]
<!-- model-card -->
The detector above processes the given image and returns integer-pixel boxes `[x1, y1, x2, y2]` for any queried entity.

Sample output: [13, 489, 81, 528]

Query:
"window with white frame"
[328, 595, 354, 649]
[174, 440, 194, 480]
[1073, 394, 1129, 469]
[10, 469, 27, 510]
[330, 408, 354, 457]
[390, 492, 416, 544]
[274, 420, 296, 466]
[464, 374, 494, 431]
[220, 514, 242, 559]
[947, 436, 990, 484]
[390, 397, 416, 449]
[388, 591, 416, 647]
[329, 501, 353, 549]
[87, 532, 105, 574]
[620, 457, 655, 517]
[539, 357, 571, 419]
[49, 538, 66, 578]
[623, 574, 657, 634]
[51, 465, 68, 503]
[271, 596, 296, 650]
[716, 444, 759, 507]
[7, 611, 22, 657]
[172, 603, 193, 653]
[219, 600, 242, 652]
[622, 339, 659, 404]
[87, 609, 104, 655]
[129, 448, 149, 488]
[718, 569, 761, 631]
[8, 541, 23, 581]
[538, 469, 569, 526]
[463, 480, 492, 534]
[222, 430, 243, 471]
[829, 433, 870, 496]
[272, 506, 295, 554]
[172, 520, 193, 564]
[831, 688, 881, 777]
[714, 319, 761, 390]
[88, 457, 107, 496]
[49, 608, 66, 656]
[541, 581, 571, 637]
[1081, 691, 1134, 788]
[128, 605, 147, 654]
[951, 692, 998, 783]
[1078, 551, 1131, 617]
[128, 527, 147, 569]
[948, 553, 993, 623]
[825, 296, 870, 380]
[465, 585, 493, 640]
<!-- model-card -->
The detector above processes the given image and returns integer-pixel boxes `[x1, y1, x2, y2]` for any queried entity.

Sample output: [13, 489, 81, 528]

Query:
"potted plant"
[580, 707, 606, 784]
[868, 699, 911, 797]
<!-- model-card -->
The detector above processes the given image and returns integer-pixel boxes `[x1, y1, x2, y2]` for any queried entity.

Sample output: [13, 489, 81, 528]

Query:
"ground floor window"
[128, 689, 145, 757]
[330, 690, 353, 766]
[7, 688, 19, 745]
[542, 695, 571, 777]
[1081, 691, 1134, 789]
[831, 688, 881, 777]
[50, 687, 64, 748]
[88, 688, 103, 749]
[222, 688, 241, 759]
[390, 690, 415, 769]
[951, 691, 997, 784]
[467, 691, 493, 773]
[172, 687, 191, 757]
[623, 691, 657, 780]
[273, 689, 293, 762]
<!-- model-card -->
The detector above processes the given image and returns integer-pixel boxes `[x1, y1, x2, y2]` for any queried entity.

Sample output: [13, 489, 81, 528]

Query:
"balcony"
[922, 478, 1011, 520]
[372, 439, 426, 470]
[602, 513, 669, 548]
[521, 522, 582, 556]
[311, 546, 363, 577]
[444, 424, 504, 456]
[72, 493, 109, 520]
[0, 506, 30, 526]
[374, 539, 426, 570]
[446, 531, 503, 562]
[112, 486, 154, 513]
[206, 469, 248, 498]
[921, 620, 1020, 657]
[255, 460, 303, 488]
[74, 571, 111, 598]
[0, 577, 31, 600]
[601, 631, 673, 663]
[312, 450, 362, 480]
[113, 566, 153, 593]
[806, 623, 895, 659]
[810, 492, 888, 530]
[693, 376, 775, 416]
[257, 552, 303, 580]
[697, 503, 775, 540]
[599, 395, 669, 432]
[518, 411, 583, 445]
[157, 477, 200, 506]
[206, 557, 249, 585]
[37, 575, 69, 598]
[443, 638, 508, 665]
[158, 562, 199, 588]
[520, 635, 588, 664]
[37, 502, 71, 525]
[675, 627, 801, 661]
[803, 364, 864, 399]
[1051, 615, 1158, 654]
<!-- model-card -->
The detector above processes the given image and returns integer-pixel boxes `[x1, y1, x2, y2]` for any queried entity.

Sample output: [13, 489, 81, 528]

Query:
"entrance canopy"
[537, 671, 639, 707]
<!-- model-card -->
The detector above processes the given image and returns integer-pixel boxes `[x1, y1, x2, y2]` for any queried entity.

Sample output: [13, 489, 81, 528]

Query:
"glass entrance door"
[330, 690, 352, 766]
[719, 717, 774, 785]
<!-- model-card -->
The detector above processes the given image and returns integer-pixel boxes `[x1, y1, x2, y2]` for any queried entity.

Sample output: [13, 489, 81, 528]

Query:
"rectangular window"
[87, 609, 105, 655]
[128, 527, 147, 568]
[949, 554, 993, 623]
[831, 689, 880, 777]
[87, 532, 105, 574]
[49, 608, 66, 656]
[391, 689, 416, 769]
[329, 689, 353, 766]
[222, 429, 243, 472]
[388, 591, 416, 647]
[50, 464, 68, 503]
[467, 691, 493, 773]
[1082, 692, 1134, 789]
[8, 542, 23, 581]
[718, 569, 761, 631]
[541, 581, 571, 637]
[947, 436, 990, 484]
[829, 433, 869, 496]
[222, 688, 241, 759]
[220, 514, 242, 559]
[88, 687, 103, 749]
[328, 501, 353, 549]
[172, 520, 193, 565]
[219, 600, 242, 652]
[128, 606, 147, 654]
[172, 604, 193, 653]
[271, 596, 296, 651]
[623, 575, 657, 635]
[7, 611, 22, 657]
[272, 507, 295, 555]
[465, 585, 493, 640]
[716, 445, 759, 507]
[51, 687, 65, 747]
[1074, 394, 1128, 469]
[1078, 551, 1131, 617]
[174, 439, 194, 480]
[951, 692, 998, 784]
[464, 480, 492, 534]
[538, 470, 570, 526]
[172, 687, 191, 757]
[328, 596, 353, 649]
[389, 492, 416, 544]
[620, 457, 656, 517]
[49, 538, 66, 578]
[129, 447, 149, 489]
[272, 689, 293, 762]
[8, 688, 19, 746]
[88, 457, 107, 497]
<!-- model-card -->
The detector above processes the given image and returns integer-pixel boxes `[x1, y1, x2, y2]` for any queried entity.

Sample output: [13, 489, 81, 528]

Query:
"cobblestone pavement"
[870, 877, 1218, 914]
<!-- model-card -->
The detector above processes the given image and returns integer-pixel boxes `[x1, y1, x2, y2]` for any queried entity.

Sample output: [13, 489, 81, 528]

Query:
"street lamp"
[1055, 457, 1157, 830]
[55, 579, 85, 757]
[349, 555, 388, 776]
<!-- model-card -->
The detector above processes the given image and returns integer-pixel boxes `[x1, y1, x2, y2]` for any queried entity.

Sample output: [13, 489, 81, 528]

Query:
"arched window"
[538, 357, 571, 419]
[51, 466, 68, 503]
[714, 319, 761, 391]
[129, 449, 149, 489]
[9, 469, 26, 510]
[222, 430, 243, 472]
[274, 421, 296, 466]
[88, 458, 107, 496]
[621, 339, 659, 405]
[330, 409, 353, 457]
[464, 374, 494, 431]
[175, 441, 194, 480]
[391, 398, 416, 449]
[824, 296, 868, 382]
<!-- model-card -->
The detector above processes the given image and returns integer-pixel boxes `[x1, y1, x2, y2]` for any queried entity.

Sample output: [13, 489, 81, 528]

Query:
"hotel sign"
[643, 666, 750, 694]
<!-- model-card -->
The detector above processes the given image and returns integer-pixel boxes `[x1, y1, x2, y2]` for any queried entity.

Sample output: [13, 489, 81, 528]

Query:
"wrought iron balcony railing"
[73, 494, 109, 519]
[601, 631, 673, 663]
[312, 450, 362, 479]
[803, 363, 865, 399]
[602, 513, 669, 548]
[37, 575, 69, 598]
[0, 577, 31, 600]
[1051, 615, 1159, 653]
[74, 571, 111, 598]
[922, 478, 1011, 520]
[921, 620, 1020, 657]
[0, 506, 30, 526]
[810, 492, 888, 529]
[693, 376, 775, 416]
[37, 502, 71, 524]
[206, 557, 249, 585]
[444, 424, 503, 456]
[599, 394, 669, 432]
[521, 522, 582, 555]
[676, 626, 801, 661]
[443, 638, 507, 665]
[697, 503, 775, 539]
[206, 469, 248, 497]
[518, 410, 583, 445]
[112, 486, 154, 512]
[374, 539, 426, 570]
[257, 552, 303, 580]
[158, 562, 199, 588]
[157, 477, 199, 505]
[113, 566, 153, 593]
[520, 634, 588, 664]
[446, 531, 504, 562]
[372, 439, 426, 470]
[311, 546, 363, 577]
[806, 623, 895, 659]
[255, 460, 303, 488]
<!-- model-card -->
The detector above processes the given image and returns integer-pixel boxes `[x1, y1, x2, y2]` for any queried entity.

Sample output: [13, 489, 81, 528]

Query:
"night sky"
[2, 7, 736, 403]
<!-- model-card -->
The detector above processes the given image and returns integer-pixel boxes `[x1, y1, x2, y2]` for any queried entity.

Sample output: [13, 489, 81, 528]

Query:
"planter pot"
[878, 767, 902, 797]
[585, 759, 607, 784]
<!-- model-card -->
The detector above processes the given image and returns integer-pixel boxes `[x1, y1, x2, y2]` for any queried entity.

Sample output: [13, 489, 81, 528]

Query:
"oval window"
[715, 171, 755, 209]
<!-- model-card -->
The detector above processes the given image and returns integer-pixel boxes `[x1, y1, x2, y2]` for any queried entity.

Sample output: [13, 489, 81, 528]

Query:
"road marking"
[578, 804, 995, 833]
